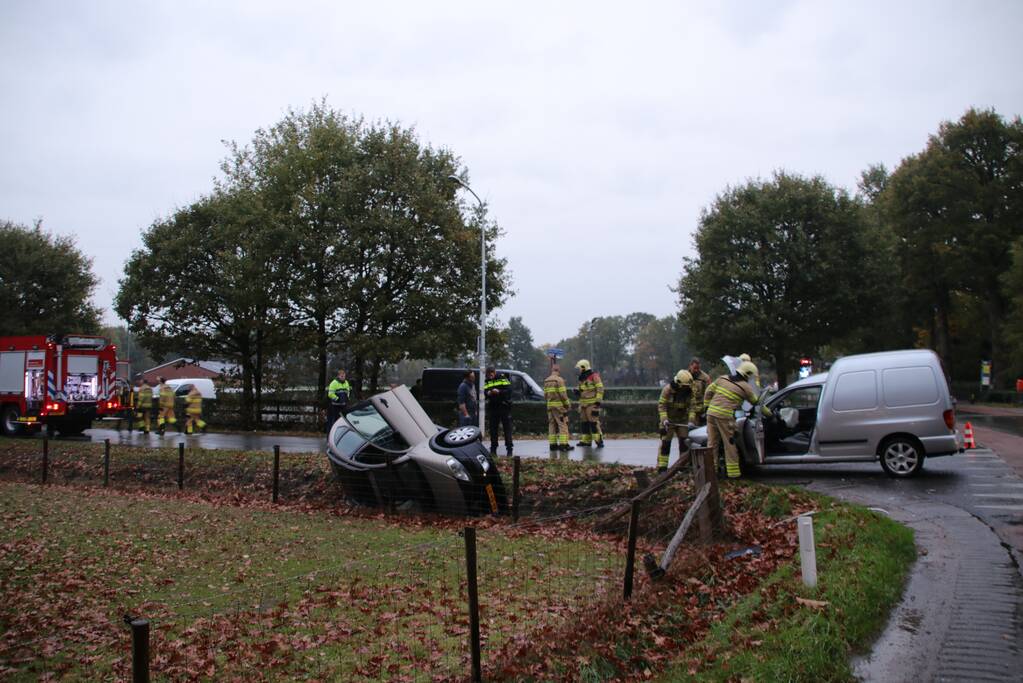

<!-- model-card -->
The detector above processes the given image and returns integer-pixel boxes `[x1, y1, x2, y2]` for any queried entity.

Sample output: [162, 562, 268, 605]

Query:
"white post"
[798, 515, 818, 588]
[479, 213, 486, 435]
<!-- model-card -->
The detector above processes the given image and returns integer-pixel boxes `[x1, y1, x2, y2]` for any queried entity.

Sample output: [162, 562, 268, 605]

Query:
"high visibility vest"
[704, 376, 758, 419]
[484, 376, 512, 408]
[138, 386, 153, 408]
[185, 391, 203, 415]
[158, 384, 175, 409]
[327, 379, 351, 403]
[544, 374, 570, 409]
[658, 384, 693, 423]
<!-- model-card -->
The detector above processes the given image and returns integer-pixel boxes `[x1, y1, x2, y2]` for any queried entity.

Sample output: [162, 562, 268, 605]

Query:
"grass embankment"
[662, 487, 916, 682]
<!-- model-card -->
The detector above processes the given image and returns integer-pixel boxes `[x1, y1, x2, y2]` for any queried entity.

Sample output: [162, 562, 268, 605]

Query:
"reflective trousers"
[547, 407, 570, 446]
[579, 404, 603, 444]
[706, 414, 741, 478]
[657, 423, 689, 470]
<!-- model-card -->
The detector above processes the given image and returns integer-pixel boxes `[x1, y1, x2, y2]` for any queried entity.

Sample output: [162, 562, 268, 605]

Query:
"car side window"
[175, 384, 192, 396]
[775, 387, 821, 410]
[509, 375, 525, 400]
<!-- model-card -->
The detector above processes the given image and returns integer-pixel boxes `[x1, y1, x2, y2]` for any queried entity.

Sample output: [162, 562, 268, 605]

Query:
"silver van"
[690, 349, 963, 477]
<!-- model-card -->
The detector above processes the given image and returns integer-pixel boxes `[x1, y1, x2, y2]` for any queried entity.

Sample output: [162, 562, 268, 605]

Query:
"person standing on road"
[326, 369, 352, 432]
[704, 361, 765, 479]
[156, 376, 177, 435]
[484, 367, 514, 456]
[135, 379, 154, 434]
[688, 357, 712, 426]
[575, 359, 605, 448]
[657, 370, 694, 472]
[184, 385, 207, 435]
[457, 370, 478, 427]
[544, 363, 573, 455]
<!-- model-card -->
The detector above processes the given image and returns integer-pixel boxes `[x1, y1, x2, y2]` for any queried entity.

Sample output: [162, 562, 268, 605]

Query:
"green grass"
[659, 499, 916, 682]
[0, 482, 620, 681]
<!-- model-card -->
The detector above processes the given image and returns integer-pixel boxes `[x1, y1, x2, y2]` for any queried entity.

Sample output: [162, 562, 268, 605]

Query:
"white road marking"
[974, 505, 1023, 511]
[972, 493, 1023, 499]
[970, 483, 1023, 487]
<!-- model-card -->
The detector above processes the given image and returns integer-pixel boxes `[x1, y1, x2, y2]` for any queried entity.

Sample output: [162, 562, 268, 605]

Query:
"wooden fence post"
[177, 442, 184, 490]
[41, 437, 48, 484]
[512, 456, 521, 523]
[103, 439, 110, 487]
[272, 445, 280, 503]
[130, 617, 150, 683]
[463, 527, 482, 683]
[624, 499, 641, 600]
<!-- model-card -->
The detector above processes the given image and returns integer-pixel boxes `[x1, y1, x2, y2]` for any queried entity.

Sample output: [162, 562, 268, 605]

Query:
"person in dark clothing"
[484, 367, 513, 456]
[457, 370, 478, 427]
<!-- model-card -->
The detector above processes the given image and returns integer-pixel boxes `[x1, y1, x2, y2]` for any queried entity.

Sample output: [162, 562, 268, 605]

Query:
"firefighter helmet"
[739, 353, 751, 362]
[737, 361, 758, 379]
[575, 359, 591, 371]
[673, 370, 693, 386]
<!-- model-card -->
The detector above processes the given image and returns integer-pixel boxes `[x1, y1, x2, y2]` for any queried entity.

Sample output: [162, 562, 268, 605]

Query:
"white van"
[691, 349, 963, 477]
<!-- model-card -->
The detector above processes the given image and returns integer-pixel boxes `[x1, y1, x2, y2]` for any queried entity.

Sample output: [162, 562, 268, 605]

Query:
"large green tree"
[882, 108, 1023, 385]
[217, 104, 508, 395]
[115, 190, 293, 426]
[678, 171, 883, 386]
[0, 220, 101, 336]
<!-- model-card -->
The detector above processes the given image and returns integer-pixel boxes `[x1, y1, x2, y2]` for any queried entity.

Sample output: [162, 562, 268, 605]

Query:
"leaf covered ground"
[0, 437, 899, 681]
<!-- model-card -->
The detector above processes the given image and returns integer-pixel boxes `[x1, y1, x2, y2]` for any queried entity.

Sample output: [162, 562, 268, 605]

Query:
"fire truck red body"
[0, 334, 121, 436]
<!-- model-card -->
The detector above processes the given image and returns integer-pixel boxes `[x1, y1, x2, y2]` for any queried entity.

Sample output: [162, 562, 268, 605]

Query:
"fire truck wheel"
[1, 405, 23, 437]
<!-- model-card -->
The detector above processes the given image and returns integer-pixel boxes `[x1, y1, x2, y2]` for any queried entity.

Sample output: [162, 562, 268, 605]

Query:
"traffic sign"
[547, 347, 565, 359]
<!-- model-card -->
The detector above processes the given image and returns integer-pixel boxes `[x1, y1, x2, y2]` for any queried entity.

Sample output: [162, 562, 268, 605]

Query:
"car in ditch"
[326, 385, 509, 515]
[689, 349, 963, 478]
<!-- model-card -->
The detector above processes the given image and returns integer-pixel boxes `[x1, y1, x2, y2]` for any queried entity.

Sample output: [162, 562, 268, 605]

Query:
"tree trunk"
[369, 355, 384, 393]
[239, 344, 254, 430]
[933, 293, 951, 372]
[254, 327, 264, 427]
[351, 351, 365, 401]
[316, 316, 328, 412]
[773, 350, 792, 389]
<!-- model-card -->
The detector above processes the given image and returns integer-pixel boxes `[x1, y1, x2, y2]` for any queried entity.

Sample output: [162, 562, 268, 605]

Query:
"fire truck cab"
[0, 334, 121, 436]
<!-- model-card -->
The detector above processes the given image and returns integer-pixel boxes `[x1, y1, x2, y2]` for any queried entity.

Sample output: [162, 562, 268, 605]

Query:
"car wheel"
[879, 437, 924, 478]
[2, 405, 23, 437]
[443, 426, 480, 446]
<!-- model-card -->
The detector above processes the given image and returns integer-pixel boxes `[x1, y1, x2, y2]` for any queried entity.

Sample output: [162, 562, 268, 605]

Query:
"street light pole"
[448, 175, 487, 434]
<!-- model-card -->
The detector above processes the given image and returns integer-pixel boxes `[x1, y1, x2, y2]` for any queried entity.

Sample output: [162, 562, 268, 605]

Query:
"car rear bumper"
[921, 432, 961, 457]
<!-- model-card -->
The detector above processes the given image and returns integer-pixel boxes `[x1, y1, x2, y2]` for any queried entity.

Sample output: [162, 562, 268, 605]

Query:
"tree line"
[679, 108, 1023, 388]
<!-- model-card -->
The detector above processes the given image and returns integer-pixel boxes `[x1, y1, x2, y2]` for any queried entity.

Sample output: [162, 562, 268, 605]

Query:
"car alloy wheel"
[881, 438, 922, 477]
[444, 426, 479, 446]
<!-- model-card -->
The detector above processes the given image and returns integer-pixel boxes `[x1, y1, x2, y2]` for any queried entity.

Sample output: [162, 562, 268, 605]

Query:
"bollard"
[42, 437, 49, 484]
[177, 443, 184, 490]
[272, 446, 280, 503]
[798, 515, 818, 588]
[103, 439, 110, 487]
[623, 499, 641, 599]
[130, 617, 150, 683]
[512, 456, 521, 523]
[463, 527, 482, 683]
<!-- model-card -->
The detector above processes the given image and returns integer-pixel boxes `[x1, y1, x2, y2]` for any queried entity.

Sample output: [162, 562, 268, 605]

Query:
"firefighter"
[657, 370, 694, 472]
[135, 379, 155, 434]
[484, 367, 513, 457]
[184, 385, 207, 435]
[156, 376, 178, 435]
[326, 369, 352, 432]
[575, 359, 605, 448]
[543, 363, 573, 455]
[703, 361, 766, 479]
[688, 357, 712, 425]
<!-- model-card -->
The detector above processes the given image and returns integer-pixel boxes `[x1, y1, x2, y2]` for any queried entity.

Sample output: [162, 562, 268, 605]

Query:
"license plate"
[484, 484, 499, 513]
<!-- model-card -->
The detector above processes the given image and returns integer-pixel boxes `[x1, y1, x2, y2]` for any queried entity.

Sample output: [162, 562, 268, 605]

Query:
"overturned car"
[326, 385, 508, 516]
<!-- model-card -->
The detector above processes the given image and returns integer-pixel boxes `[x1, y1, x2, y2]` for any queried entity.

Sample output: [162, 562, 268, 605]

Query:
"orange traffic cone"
[963, 421, 976, 449]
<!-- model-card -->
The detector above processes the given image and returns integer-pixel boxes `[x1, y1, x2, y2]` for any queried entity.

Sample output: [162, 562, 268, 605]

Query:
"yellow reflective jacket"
[704, 375, 759, 419]
[577, 370, 604, 405]
[185, 390, 203, 415]
[657, 384, 693, 424]
[544, 373, 571, 410]
[158, 383, 175, 409]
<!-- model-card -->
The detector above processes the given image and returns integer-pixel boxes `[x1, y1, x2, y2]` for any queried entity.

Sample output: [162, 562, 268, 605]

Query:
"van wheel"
[2, 405, 23, 436]
[879, 437, 924, 478]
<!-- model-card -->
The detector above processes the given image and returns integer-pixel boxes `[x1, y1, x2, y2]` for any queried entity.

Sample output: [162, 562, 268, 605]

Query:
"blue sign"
[547, 347, 565, 359]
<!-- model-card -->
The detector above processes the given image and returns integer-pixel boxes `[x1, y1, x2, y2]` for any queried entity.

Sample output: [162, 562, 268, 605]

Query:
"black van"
[419, 368, 545, 402]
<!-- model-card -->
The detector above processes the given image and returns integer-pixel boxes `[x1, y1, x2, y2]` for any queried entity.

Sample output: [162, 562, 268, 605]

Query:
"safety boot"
[596, 440, 605, 448]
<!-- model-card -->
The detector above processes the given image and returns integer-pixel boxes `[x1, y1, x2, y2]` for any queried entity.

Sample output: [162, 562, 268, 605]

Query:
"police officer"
[544, 363, 573, 455]
[575, 359, 605, 448]
[703, 361, 767, 479]
[484, 367, 513, 457]
[657, 370, 694, 472]
[326, 369, 352, 432]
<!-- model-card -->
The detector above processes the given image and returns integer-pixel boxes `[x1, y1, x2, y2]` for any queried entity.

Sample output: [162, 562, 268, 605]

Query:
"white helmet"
[575, 359, 591, 372]
[739, 353, 751, 363]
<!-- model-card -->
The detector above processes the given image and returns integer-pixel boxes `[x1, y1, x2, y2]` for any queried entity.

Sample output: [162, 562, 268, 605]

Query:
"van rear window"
[883, 366, 938, 407]
[832, 370, 877, 412]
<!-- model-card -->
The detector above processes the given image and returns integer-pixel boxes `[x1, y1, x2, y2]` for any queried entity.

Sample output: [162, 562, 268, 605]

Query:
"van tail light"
[943, 409, 955, 430]
[42, 402, 66, 416]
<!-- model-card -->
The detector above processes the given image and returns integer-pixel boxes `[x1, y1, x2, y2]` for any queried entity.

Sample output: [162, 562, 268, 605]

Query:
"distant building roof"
[140, 358, 238, 381]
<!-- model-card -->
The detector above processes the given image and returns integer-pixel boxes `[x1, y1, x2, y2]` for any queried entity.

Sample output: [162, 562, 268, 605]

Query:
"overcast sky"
[2, 1, 1022, 346]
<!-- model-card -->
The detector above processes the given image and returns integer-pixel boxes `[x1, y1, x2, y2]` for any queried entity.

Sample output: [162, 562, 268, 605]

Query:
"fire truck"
[0, 334, 123, 436]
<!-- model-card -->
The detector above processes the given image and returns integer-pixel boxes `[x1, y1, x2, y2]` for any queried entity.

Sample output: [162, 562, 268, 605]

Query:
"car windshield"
[344, 403, 410, 452]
